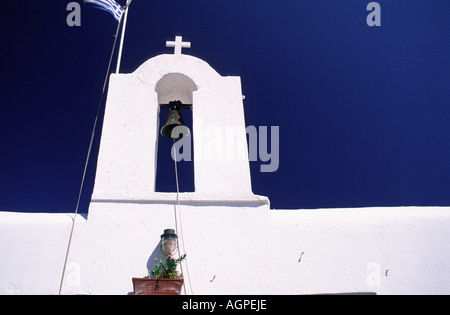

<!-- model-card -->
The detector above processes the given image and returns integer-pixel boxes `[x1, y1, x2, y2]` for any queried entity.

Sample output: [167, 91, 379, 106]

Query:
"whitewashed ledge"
[91, 191, 270, 207]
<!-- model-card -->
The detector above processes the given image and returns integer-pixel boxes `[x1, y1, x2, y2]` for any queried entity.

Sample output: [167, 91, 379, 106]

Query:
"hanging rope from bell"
[159, 100, 194, 294]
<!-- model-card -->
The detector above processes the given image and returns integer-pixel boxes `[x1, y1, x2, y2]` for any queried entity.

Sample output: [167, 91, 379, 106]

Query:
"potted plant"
[132, 254, 187, 295]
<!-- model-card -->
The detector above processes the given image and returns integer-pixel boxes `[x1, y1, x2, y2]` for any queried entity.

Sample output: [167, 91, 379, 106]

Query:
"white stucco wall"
[1, 206, 449, 295]
[269, 207, 450, 295]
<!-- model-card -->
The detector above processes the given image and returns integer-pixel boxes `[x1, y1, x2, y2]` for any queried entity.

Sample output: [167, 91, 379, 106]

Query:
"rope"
[58, 15, 124, 295]
[173, 139, 194, 295]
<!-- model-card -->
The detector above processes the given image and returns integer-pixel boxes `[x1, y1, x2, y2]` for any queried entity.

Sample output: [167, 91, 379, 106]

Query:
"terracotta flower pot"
[132, 278, 184, 295]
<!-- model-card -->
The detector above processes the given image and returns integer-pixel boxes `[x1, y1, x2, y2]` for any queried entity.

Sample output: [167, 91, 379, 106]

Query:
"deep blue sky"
[0, 1, 449, 212]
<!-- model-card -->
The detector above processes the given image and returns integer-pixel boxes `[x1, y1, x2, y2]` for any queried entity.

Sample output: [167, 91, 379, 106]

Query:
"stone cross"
[166, 36, 191, 55]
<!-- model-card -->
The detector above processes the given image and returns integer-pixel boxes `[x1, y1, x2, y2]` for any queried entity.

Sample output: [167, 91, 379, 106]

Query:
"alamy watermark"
[67, 2, 81, 27]
[68, 2, 381, 27]
[366, 262, 382, 287]
[170, 123, 280, 173]
[366, 2, 381, 27]
[66, 262, 82, 288]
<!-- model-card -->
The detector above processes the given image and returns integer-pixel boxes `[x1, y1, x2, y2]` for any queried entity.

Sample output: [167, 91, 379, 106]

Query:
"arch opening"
[155, 73, 198, 105]
[155, 73, 196, 193]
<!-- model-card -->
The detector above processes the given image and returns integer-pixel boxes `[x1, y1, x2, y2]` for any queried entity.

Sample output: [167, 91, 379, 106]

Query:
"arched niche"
[154, 73, 197, 193]
[155, 73, 198, 105]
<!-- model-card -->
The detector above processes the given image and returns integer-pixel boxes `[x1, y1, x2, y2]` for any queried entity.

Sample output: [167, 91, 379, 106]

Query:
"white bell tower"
[91, 36, 267, 204]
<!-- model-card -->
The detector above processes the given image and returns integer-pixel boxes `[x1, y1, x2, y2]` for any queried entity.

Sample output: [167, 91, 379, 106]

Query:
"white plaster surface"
[1, 206, 449, 295]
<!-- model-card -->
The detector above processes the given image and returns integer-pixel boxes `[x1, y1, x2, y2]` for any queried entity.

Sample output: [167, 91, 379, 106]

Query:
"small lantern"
[161, 229, 178, 256]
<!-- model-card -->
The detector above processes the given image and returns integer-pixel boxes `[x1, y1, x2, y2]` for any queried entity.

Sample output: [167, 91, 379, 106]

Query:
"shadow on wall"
[146, 242, 166, 278]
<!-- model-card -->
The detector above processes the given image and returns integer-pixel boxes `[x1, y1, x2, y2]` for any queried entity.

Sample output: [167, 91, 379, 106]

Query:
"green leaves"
[150, 254, 187, 279]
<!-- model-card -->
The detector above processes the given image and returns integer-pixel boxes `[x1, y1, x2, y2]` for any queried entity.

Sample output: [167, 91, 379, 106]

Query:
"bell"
[160, 101, 191, 140]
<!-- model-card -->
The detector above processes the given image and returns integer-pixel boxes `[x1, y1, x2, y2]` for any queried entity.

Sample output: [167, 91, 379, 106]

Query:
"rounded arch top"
[131, 54, 224, 93]
[155, 73, 197, 105]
